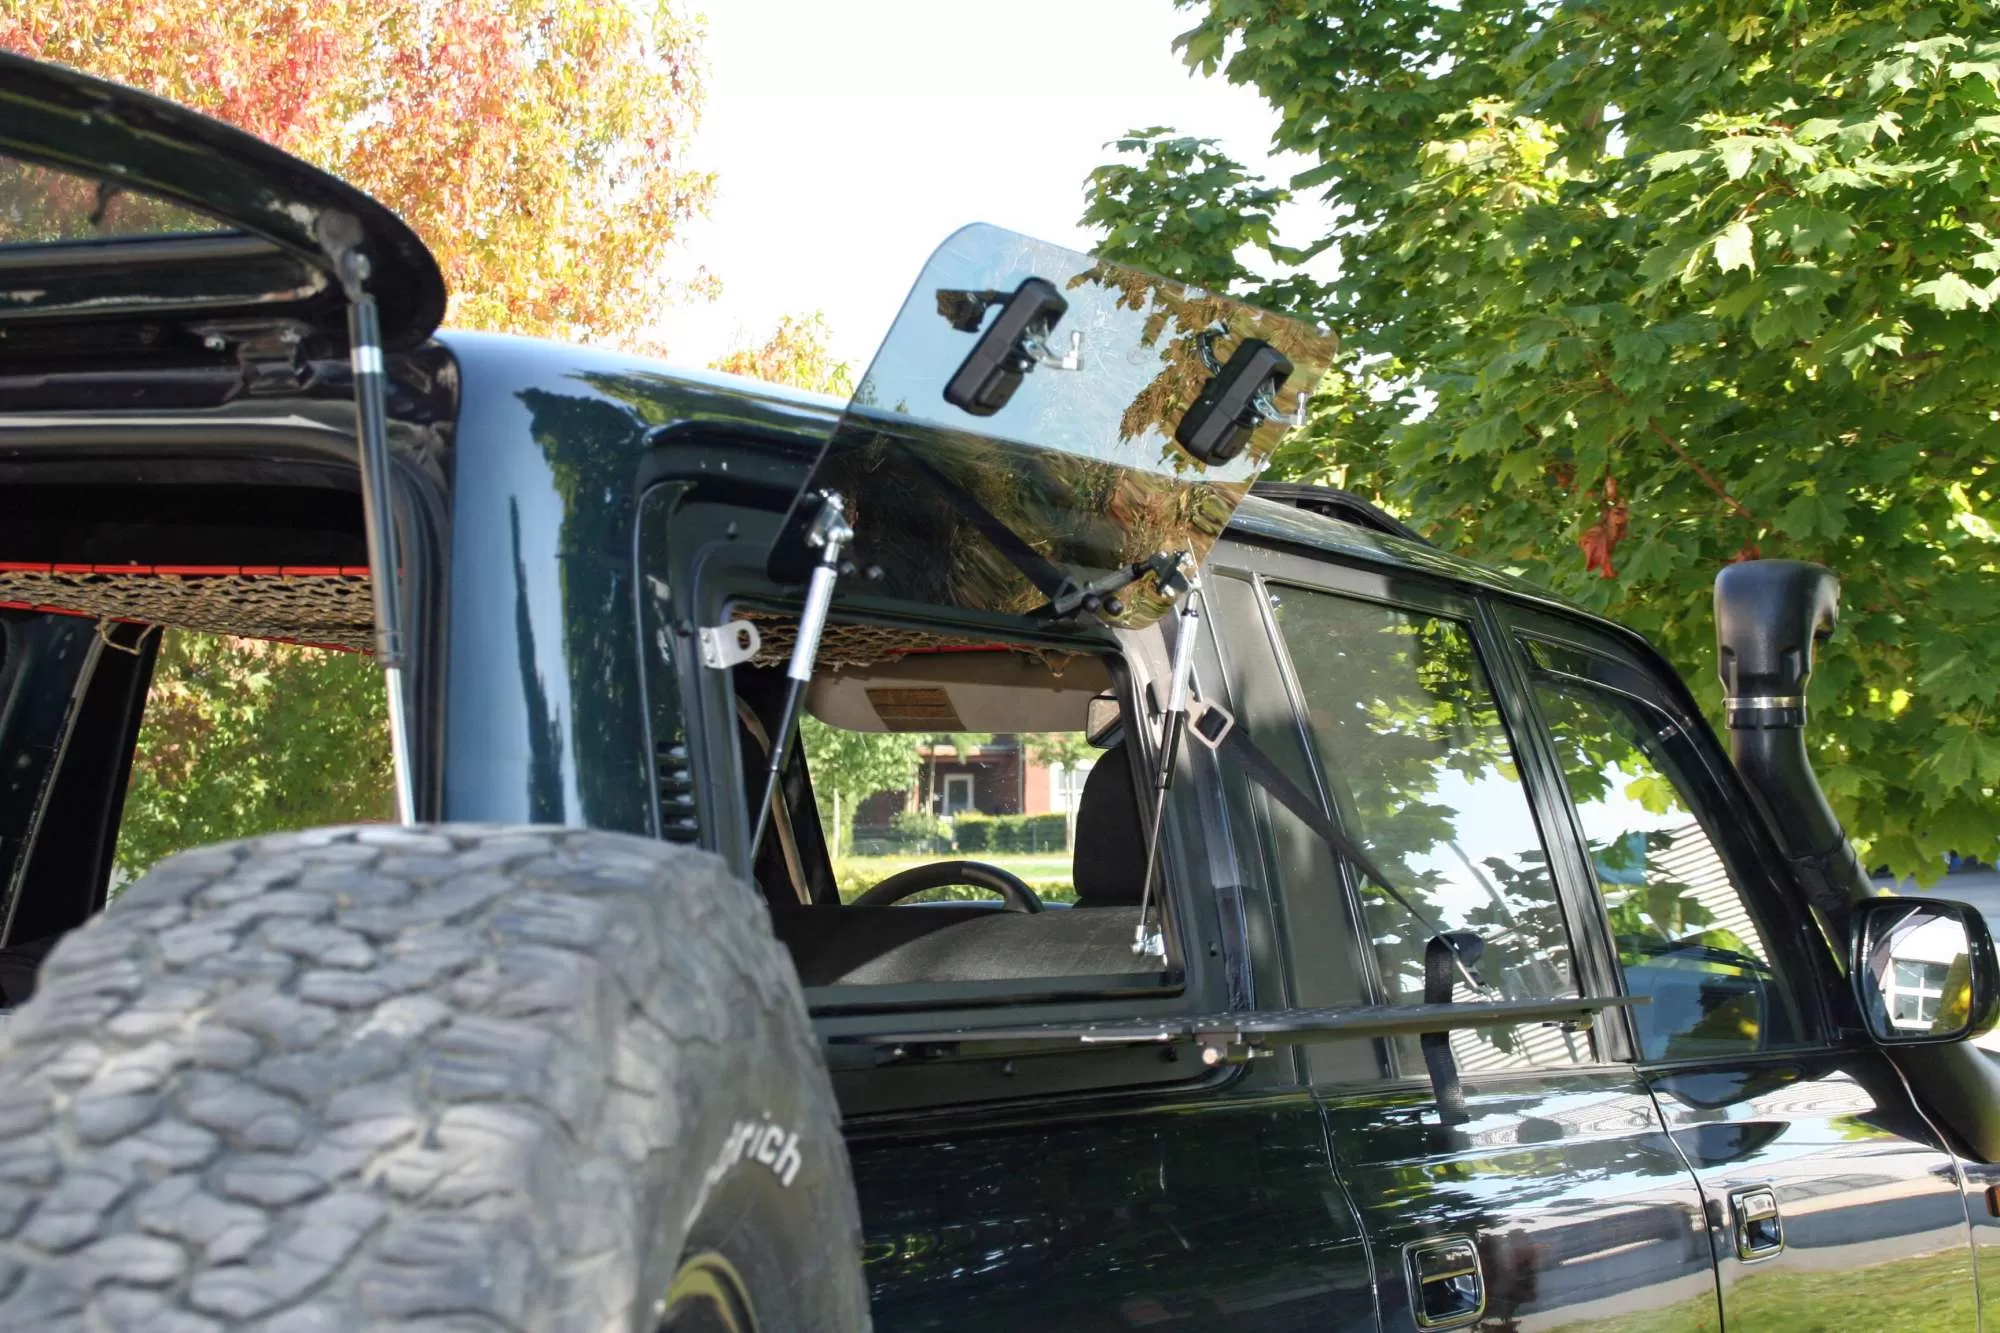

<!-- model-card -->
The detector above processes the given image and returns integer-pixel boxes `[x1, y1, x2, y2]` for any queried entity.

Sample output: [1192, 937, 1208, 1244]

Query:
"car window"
[729, 633, 1179, 1000]
[113, 630, 394, 891]
[1264, 581, 1587, 1075]
[1526, 640, 1808, 1062]
[801, 717, 1094, 906]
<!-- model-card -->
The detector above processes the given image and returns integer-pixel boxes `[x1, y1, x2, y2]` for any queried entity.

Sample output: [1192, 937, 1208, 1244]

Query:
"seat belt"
[1186, 700, 1482, 993]
[1186, 700, 1486, 1112]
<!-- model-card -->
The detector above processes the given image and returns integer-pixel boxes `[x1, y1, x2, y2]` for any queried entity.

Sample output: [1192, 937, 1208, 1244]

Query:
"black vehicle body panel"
[1, 330, 1992, 1328]
[848, 1094, 1376, 1330]
[1650, 1053, 1975, 1326]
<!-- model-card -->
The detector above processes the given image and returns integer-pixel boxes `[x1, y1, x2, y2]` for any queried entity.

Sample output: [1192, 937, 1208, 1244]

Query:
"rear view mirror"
[1852, 897, 2000, 1045]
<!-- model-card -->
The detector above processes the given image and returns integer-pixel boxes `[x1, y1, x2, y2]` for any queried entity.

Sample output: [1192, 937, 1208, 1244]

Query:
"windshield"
[795, 223, 1339, 627]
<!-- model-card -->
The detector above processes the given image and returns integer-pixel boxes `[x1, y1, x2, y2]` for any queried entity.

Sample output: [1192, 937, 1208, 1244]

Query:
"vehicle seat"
[1072, 742, 1147, 908]
[771, 743, 1152, 988]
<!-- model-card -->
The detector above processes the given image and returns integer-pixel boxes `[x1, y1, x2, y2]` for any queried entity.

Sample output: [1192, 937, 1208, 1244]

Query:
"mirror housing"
[1084, 692, 1122, 748]
[1852, 896, 2000, 1046]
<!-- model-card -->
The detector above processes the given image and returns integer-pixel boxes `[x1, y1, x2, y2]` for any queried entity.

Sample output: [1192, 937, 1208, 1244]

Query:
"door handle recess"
[1404, 1236, 1484, 1329]
[1729, 1186, 1784, 1262]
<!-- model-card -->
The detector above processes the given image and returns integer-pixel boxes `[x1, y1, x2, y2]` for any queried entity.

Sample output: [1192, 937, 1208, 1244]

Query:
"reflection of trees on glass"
[1528, 652, 1802, 1060]
[1069, 261, 1331, 465]
[1268, 585, 1574, 1016]
[819, 226, 1337, 628]
[0, 158, 220, 243]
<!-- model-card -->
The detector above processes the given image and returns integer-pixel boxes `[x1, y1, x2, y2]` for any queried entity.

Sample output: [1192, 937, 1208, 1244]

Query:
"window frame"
[939, 772, 976, 817]
[647, 479, 1263, 1113]
[1209, 539, 1629, 1086]
[1489, 601, 1836, 1065]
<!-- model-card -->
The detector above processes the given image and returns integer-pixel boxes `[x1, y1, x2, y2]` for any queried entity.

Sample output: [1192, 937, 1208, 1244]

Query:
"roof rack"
[1248, 482, 1431, 546]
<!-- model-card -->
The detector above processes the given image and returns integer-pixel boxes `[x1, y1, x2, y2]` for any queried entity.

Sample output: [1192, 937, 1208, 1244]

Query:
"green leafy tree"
[710, 311, 854, 397]
[1082, 2, 2000, 878]
[117, 633, 393, 878]
[1022, 732, 1095, 770]
[798, 717, 921, 857]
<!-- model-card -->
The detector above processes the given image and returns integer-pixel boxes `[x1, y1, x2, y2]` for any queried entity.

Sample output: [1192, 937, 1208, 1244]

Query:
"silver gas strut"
[1132, 560, 1200, 957]
[751, 492, 853, 855]
[335, 245, 416, 826]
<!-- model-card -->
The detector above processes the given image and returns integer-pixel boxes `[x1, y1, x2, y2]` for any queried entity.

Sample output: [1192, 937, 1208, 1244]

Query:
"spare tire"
[0, 825, 870, 1332]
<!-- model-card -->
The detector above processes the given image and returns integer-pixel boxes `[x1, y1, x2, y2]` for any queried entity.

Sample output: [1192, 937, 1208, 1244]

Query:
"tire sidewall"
[651, 1000, 862, 1331]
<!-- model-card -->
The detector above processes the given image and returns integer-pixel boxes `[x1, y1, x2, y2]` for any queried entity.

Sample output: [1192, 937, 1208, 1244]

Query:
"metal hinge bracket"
[698, 620, 761, 670]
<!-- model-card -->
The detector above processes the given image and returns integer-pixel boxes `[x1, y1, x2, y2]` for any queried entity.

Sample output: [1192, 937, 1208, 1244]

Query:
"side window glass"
[1267, 584, 1586, 1073]
[1527, 642, 1807, 1062]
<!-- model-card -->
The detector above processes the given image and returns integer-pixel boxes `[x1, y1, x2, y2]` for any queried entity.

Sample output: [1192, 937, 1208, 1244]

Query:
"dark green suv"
[5, 52, 2000, 1333]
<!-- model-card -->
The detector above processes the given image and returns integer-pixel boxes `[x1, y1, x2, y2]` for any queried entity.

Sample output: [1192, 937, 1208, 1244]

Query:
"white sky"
[656, 0, 1333, 372]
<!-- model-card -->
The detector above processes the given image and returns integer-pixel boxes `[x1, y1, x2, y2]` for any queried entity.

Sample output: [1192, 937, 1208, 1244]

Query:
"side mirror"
[1852, 897, 2000, 1045]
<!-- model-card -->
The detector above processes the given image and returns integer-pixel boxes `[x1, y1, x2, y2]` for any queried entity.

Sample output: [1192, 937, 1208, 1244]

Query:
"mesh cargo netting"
[735, 612, 1006, 670]
[0, 566, 1071, 668]
[0, 563, 376, 651]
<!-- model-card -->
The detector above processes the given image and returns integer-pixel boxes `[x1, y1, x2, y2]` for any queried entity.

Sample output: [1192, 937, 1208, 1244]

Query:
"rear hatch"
[0, 49, 444, 362]
[0, 51, 448, 650]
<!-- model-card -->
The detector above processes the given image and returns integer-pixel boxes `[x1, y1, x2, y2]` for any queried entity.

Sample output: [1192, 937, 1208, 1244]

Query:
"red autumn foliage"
[0, 0, 714, 345]
[1579, 476, 1629, 579]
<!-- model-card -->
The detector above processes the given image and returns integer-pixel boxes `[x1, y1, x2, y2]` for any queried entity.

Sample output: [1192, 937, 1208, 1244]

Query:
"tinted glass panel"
[795, 223, 1338, 627]
[0, 155, 226, 244]
[1529, 649, 1805, 1061]
[1268, 585, 1577, 1014]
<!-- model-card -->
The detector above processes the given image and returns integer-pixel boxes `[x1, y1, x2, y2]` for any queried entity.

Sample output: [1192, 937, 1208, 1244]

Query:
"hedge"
[951, 811, 1069, 854]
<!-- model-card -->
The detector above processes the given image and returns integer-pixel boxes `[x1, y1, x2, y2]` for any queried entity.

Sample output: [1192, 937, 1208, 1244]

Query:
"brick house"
[852, 734, 1089, 832]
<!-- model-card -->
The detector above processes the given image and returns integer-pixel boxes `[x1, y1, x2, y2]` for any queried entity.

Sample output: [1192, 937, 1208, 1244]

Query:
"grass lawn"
[832, 852, 1075, 903]
[1548, 1247, 1977, 1333]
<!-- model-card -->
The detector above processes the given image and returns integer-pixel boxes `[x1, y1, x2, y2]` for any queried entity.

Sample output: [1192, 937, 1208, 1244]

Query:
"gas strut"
[335, 244, 416, 826]
[751, 492, 853, 856]
[1132, 559, 1199, 957]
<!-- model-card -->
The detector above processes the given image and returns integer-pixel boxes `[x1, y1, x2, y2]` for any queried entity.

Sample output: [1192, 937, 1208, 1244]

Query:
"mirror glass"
[1084, 692, 1121, 748]
[1857, 900, 1978, 1042]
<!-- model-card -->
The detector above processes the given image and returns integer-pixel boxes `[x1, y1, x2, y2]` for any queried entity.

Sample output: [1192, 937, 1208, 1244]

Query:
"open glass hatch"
[778, 223, 1340, 628]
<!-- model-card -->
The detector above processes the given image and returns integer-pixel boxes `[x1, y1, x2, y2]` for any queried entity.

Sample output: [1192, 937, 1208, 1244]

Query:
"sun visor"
[778, 224, 1337, 628]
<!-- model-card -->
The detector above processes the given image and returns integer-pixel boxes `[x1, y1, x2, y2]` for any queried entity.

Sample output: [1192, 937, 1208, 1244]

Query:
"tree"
[4, 0, 715, 872]
[711, 312, 855, 397]
[1081, 1, 2000, 878]
[2, 0, 714, 342]
[798, 717, 921, 858]
[116, 633, 394, 879]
